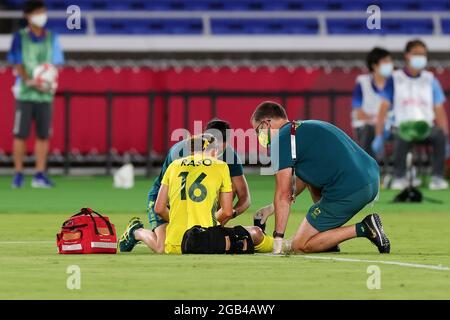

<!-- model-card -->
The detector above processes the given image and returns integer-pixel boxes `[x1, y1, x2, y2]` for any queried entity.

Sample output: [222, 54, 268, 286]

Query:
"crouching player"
[118, 119, 251, 253]
[121, 134, 273, 254]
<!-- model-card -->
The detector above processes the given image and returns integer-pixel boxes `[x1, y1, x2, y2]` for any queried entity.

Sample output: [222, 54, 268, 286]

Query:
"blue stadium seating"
[327, 18, 434, 35]
[442, 19, 450, 35]
[211, 18, 319, 35]
[4, 0, 450, 12]
[95, 18, 203, 35]
[3, 0, 447, 36]
[46, 18, 87, 34]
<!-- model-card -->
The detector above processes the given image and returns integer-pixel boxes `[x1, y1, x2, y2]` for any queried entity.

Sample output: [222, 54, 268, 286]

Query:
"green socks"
[355, 222, 366, 238]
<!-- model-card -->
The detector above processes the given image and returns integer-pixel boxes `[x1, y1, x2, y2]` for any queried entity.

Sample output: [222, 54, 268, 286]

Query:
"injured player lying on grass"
[118, 134, 273, 254]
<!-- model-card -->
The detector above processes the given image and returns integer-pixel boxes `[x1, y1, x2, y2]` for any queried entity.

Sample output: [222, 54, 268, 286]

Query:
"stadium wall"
[0, 66, 449, 157]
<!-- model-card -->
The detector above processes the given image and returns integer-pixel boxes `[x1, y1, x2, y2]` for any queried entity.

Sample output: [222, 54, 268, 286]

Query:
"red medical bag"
[57, 208, 117, 254]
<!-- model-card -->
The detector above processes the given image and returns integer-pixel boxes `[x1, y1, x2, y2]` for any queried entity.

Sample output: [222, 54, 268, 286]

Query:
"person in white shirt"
[351, 47, 393, 158]
[372, 39, 449, 190]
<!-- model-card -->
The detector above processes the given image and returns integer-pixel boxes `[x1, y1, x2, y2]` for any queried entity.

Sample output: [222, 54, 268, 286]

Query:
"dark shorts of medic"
[13, 100, 53, 140]
[306, 179, 380, 232]
[181, 225, 255, 254]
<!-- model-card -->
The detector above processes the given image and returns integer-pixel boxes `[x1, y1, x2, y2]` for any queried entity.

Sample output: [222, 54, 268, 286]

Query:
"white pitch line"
[1, 241, 449, 271]
[263, 254, 450, 271]
[0, 241, 53, 244]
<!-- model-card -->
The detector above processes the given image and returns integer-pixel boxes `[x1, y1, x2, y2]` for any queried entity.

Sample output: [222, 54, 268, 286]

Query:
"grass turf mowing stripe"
[0, 241, 54, 244]
[261, 254, 450, 271]
[1, 240, 449, 271]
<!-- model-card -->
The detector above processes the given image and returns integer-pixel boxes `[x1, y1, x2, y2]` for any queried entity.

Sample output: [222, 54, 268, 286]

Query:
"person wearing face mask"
[372, 39, 448, 190]
[7, 0, 64, 189]
[251, 101, 390, 255]
[351, 47, 393, 159]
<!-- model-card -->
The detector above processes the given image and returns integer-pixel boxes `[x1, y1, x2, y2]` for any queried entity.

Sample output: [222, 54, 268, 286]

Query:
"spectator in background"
[8, 0, 64, 188]
[351, 47, 393, 158]
[372, 39, 448, 190]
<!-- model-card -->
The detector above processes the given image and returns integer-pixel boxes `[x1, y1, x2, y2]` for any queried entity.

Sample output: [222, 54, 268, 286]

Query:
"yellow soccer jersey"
[161, 154, 233, 254]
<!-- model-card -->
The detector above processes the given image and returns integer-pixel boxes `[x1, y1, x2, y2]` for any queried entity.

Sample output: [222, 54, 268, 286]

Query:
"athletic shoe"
[31, 172, 54, 188]
[361, 214, 390, 254]
[253, 204, 274, 233]
[11, 172, 24, 188]
[429, 176, 449, 190]
[390, 177, 408, 190]
[118, 217, 144, 252]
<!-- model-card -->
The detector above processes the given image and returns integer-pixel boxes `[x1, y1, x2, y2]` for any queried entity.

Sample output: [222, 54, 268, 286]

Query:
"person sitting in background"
[8, 0, 64, 188]
[351, 47, 393, 159]
[372, 39, 449, 190]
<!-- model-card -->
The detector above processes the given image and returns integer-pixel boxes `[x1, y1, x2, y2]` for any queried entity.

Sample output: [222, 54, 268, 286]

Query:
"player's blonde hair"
[189, 133, 217, 154]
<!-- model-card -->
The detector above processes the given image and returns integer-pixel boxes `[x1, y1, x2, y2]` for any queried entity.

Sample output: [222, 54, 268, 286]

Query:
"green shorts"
[147, 194, 167, 230]
[306, 180, 379, 232]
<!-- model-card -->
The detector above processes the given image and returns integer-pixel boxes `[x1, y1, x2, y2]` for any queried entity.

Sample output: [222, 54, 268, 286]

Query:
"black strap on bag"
[71, 207, 114, 235]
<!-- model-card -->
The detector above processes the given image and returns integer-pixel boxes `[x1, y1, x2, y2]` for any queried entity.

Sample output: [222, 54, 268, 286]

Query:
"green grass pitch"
[0, 174, 449, 299]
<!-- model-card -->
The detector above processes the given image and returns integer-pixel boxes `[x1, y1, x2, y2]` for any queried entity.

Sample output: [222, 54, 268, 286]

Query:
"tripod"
[393, 152, 442, 204]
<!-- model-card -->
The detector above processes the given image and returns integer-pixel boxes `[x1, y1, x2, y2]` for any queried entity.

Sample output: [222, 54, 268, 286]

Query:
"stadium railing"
[1, 88, 448, 176]
[1, 10, 450, 51]
[55, 89, 351, 176]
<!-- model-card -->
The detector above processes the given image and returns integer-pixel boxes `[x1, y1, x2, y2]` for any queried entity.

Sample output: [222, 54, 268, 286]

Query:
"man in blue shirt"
[372, 39, 448, 190]
[251, 101, 390, 254]
[8, 0, 64, 188]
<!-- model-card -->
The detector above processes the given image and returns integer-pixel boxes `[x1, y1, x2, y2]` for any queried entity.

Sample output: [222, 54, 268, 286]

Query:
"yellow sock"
[254, 235, 274, 253]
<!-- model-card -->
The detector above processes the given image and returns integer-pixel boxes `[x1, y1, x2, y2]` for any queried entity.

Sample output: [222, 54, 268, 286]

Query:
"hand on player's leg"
[253, 203, 274, 233]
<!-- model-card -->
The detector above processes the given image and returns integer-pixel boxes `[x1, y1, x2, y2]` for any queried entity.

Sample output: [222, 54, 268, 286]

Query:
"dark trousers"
[393, 126, 446, 178]
[355, 125, 376, 159]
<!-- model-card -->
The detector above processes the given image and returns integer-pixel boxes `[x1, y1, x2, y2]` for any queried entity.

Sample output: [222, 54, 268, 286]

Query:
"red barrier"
[0, 66, 448, 155]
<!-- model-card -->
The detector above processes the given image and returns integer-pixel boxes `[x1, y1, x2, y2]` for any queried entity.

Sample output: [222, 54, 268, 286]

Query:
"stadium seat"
[211, 18, 319, 34]
[47, 18, 87, 35]
[377, 0, 449, 11]
[442, 19, 450, 34]
[95, 18, 203, 35]
[4, 0, 450, 12]
[327, 18, 434, 35]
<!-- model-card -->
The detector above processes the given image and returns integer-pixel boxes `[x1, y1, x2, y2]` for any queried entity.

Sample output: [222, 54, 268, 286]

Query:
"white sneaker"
[429, 176, 449, 190]
[390, 177, 408, 190]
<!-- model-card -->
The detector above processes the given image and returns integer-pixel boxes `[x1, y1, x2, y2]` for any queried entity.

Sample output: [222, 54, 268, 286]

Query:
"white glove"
[272, 237, 283, 254]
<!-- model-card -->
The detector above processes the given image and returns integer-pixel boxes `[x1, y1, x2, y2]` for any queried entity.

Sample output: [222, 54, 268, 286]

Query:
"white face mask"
[30, 13, 48, 28]
[378, 62, 393, 77]
[410, 55, 427, 70]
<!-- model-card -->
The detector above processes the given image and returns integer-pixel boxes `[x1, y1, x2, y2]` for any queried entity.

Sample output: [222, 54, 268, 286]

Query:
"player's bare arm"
[231, 175, 251, 214]
[214, 174, 250, 221]
[216, 191, 234, 225]
[154, 184, 170, 222]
